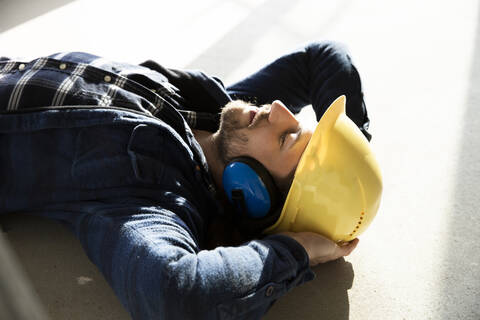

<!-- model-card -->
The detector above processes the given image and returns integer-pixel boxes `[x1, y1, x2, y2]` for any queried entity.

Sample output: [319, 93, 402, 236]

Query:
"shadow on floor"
[185, 0, 297, 80]
[442, 2, 480, 319]
[0, 0, 77, 33]
[0, 231, 50, 320]
[0, 214, 130, 320]
[265, 258, 354, 320]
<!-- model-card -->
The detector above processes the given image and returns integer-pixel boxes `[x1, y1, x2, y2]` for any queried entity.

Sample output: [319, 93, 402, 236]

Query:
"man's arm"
[72, 202, 314, 320]
[226, 41, 370, 138]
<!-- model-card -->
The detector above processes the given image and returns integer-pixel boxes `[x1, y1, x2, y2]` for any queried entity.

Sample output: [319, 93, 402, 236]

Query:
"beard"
[216, 100, 271, 165]
[216, 100, 250, 165]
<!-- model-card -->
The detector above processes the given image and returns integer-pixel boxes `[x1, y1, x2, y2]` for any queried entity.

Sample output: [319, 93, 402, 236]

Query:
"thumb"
[337, 238, 359, 257]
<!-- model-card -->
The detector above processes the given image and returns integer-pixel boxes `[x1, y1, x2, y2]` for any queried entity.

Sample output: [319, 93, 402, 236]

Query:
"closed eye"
[280, 132, 288, 146]
[280, 130, 295, 147]
[281, 127, 302, 149]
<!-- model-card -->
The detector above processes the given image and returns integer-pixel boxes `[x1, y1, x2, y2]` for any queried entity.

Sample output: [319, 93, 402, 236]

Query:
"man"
[0, 41, 369, 319]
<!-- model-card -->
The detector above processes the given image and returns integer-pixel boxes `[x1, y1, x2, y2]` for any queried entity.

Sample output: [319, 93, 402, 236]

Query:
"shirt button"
[104, 75, 112, 83]
[194, 165, 201, 179]
[265, 286, 275, 297]
[59, 63, 67, 70]
[18, 63, 25, 70]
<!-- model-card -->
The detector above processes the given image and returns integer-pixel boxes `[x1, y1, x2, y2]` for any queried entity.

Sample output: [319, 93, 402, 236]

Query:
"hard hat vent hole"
[350, 212, 365, 237]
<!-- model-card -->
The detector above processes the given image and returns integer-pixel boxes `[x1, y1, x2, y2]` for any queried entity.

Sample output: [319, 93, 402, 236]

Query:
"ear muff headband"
[222, 156, 279, 219]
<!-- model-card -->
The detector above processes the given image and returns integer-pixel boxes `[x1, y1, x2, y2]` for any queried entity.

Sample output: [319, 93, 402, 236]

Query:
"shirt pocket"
[72, 125, 138, 189]
[126, 123, 167, 184]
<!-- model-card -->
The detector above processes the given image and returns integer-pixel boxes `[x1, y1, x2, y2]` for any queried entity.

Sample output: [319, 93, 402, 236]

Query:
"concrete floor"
[1, 0, 480, 319]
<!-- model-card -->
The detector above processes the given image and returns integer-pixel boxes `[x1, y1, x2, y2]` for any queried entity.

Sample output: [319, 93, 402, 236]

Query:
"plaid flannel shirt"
[0, 51, 222, 194]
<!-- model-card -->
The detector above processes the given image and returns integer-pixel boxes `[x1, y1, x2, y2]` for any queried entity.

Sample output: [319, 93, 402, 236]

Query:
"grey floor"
[1, 0, 480, 319]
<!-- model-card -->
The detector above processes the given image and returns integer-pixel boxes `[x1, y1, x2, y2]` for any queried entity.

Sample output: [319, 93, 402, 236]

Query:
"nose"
[268, 100, 299, 129]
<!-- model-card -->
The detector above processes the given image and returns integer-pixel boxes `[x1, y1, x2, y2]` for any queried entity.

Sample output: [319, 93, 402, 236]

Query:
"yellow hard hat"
[264, 95, 383, 242]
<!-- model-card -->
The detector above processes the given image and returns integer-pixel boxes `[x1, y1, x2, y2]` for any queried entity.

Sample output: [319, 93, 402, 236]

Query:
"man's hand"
[280, 231, 359, 266]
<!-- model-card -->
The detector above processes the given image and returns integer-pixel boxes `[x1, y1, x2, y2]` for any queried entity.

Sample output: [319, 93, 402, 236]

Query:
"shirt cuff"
[262, 234, 316, 288]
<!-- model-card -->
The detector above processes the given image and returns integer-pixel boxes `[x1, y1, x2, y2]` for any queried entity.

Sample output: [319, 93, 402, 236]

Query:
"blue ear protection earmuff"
[222, 156, 281, 226]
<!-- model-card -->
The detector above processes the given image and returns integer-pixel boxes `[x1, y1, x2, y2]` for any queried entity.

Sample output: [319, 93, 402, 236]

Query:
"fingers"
[336, 238, 359, 257]
[278, 232, 360, 265]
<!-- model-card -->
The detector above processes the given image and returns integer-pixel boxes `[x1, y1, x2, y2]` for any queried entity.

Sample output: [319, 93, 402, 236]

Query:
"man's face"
[217, 100, 313, 192]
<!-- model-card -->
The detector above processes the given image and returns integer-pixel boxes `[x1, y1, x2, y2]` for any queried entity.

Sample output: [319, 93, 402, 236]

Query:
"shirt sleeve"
[225, 41, 371, 140]
[73, 202, 315, 320]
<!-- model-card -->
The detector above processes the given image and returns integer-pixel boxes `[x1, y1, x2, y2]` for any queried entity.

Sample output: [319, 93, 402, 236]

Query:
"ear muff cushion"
[223, 156, 279, 218]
